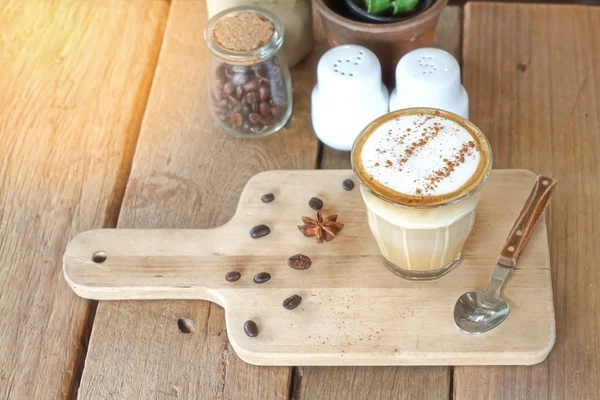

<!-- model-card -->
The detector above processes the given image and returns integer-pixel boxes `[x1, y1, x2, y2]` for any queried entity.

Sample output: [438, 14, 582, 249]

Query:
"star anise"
[297, 211, 344, 243]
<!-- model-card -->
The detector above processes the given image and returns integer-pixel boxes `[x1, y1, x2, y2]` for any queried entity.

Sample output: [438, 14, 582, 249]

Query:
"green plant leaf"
[392, 0, 419, 14]
[364, 0, 392, 14]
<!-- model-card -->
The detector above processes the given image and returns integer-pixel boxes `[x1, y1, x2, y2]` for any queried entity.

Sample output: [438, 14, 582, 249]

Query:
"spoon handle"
[497, 176, 557, 268]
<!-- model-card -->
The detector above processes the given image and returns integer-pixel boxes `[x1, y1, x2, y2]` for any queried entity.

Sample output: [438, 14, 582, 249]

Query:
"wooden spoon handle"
[497, 176, 557, 268]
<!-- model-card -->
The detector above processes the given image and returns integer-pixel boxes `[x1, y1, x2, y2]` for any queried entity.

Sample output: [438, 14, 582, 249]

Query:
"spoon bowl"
[454, 289, 510, 334]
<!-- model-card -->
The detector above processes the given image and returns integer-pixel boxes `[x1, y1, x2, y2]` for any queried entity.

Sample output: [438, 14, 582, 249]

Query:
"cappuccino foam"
[353, 109, 491, 206]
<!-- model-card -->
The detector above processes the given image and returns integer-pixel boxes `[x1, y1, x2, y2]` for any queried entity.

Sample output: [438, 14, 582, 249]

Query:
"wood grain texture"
[66, 170, 554, 366]
[0, 1, 168, 398]
[319, 5, 463, 170]
[78, 1, 319, 399]
[455, 3, 600, 399]
[296, 366, 451, 400]
[306, 6, 462, 399]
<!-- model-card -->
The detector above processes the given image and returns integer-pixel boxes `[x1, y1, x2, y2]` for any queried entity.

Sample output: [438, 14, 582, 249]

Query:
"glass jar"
[205, 6, 293, 138]
[206, 0, 313, 67]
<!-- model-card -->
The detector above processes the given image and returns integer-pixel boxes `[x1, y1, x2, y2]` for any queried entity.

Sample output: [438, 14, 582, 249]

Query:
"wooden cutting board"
[63, 169, 555, 366]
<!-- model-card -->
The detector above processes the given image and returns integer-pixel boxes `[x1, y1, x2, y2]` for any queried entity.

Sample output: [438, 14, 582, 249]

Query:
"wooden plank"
[66, 170, 554, 366]
[296, 366, 451, 400]
[319, 5, 463, 170]
[78, 1, 319, 399]
[455, 3, 600, 399]
[0, 0, 168, 398]
[302, 6, 462, 399]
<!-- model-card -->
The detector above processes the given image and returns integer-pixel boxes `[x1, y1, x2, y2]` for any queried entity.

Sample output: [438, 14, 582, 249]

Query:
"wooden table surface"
[1, 1, 598, 399]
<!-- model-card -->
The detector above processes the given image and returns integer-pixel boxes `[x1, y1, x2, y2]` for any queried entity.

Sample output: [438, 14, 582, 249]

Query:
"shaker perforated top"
[316, 45, 383, 91]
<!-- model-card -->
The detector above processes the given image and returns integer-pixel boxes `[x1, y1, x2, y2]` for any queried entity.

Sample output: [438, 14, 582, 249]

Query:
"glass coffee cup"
[351, 108, 493, 280]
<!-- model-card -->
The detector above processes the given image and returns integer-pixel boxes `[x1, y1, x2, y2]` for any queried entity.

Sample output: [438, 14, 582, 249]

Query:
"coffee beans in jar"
[205, 7, 292, 138]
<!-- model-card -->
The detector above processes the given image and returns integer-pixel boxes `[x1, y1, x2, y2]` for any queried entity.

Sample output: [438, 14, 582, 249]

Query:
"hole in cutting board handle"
[92, 251, 107, 264]
[177, 318, 195, 333]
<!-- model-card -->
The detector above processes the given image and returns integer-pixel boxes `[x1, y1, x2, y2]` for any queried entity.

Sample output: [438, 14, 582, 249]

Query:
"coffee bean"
[288, 254, 311, 270]
[243, 79, 260, 92]
[309, 197, 323, 210]
[223, 81, 234, 95]
[283, 294, 302, 310]
[245, 91, 259, 105]
[253, 272, 271, 284]
[259, 102, 271, 118]
[249, 113, 262, 125]
[235, 86, 244, 100]
[250, 224, 270, 238]
[342, 179, 355, 191]
[212, 59, 287, 135]
[261, 193, 275, 203]
[244, 320, 258, 337]
[225, 271, 241, 282]
[230, 112, 243, 130]
[259, 84, 270, 102]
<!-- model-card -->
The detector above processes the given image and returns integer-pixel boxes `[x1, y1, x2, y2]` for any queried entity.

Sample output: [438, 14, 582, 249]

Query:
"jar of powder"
[205, 6, 293, 138]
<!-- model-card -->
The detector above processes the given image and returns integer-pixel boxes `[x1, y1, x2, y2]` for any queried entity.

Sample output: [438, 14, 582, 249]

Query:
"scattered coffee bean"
[225, 271, 241, 282]
[250, 224, 270, 239]
[253, 272, 271, 284]
[309, 197, 323, 210]
[283, 294, 302, 310]
[342, 179, 355, 191]
[244, 320, 258, 337]
[288, 254, 312, 270]
[261, 193, 275, 203]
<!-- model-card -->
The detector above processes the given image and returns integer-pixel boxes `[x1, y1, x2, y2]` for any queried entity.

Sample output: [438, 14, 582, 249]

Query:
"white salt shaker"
[389, 48, 468, 119]
[312, 45, 389, 151]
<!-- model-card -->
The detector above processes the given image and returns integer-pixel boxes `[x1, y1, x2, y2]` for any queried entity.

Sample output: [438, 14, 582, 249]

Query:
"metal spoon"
[454, 175, 557, 334]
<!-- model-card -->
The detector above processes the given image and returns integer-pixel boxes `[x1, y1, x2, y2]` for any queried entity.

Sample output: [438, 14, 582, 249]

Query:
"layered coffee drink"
[352, 108, 492, 280]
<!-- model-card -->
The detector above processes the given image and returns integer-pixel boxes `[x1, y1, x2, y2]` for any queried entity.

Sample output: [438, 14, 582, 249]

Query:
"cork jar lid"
[205, 6, 284, 66]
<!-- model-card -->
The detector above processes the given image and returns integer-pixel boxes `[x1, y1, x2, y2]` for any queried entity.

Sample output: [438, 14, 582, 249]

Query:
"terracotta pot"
[312, 0, 448, 85]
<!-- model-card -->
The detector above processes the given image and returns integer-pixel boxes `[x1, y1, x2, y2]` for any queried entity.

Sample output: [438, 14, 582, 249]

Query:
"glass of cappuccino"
[352, 108, 492, 280]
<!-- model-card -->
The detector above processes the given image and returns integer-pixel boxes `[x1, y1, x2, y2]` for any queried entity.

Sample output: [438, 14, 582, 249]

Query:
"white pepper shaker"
[389, 48, 468, 119]
[311, 45, 389, 151]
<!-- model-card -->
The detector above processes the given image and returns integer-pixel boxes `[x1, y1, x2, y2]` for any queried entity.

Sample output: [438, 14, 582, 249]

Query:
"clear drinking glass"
[351, 108, 493, 280]
[204, 6, 293, 138]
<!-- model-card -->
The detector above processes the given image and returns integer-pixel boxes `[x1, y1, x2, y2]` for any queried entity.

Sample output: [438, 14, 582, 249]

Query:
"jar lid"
[205, 6, 284, 66]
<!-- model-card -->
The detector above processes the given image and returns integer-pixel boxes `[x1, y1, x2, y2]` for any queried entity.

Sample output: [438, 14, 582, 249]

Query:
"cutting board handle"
[63, 228, 240, 302]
